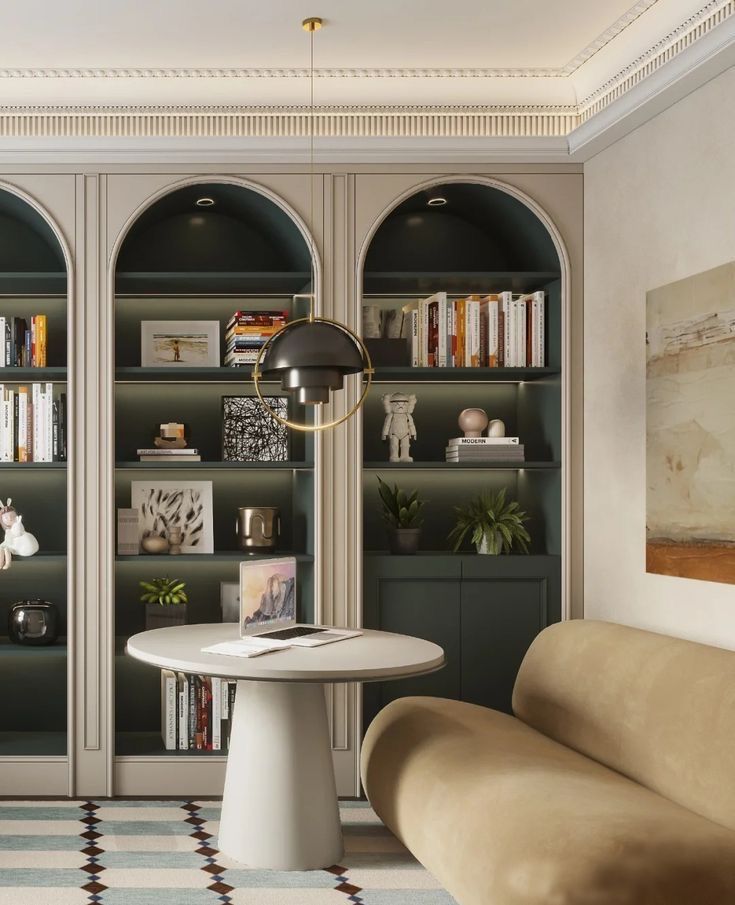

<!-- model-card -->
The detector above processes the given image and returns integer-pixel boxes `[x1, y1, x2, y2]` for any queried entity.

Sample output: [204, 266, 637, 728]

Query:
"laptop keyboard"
[258, 626, 325, 640]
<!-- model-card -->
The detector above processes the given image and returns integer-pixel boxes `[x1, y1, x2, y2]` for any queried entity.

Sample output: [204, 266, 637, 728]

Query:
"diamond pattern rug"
[0, 799, 457, 904]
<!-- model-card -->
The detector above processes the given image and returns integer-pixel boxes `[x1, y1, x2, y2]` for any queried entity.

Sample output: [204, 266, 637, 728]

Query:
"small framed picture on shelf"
[141, 321, 220, 367]
[131, 480, 214, 553]
[222, 395, 289, 462]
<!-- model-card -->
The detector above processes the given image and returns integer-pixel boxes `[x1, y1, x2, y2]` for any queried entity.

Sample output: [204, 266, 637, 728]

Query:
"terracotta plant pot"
[388, 528, 421, 555]
[145, 603, 187, 630]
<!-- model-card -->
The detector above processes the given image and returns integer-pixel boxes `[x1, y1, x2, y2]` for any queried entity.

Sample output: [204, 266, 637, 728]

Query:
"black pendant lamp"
[252, 18, 373, 432]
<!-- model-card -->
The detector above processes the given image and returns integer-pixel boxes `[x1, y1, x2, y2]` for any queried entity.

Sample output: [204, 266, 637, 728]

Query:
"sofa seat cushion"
[361, 697, 735, 905]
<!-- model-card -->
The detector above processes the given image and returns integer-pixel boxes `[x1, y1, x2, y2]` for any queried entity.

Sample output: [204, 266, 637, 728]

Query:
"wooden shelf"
[0, 273, 67, 295]
[0, 640, 67, 657]
[0, 731, 67, 757]
[6, 552, 66, 562]
[115, 551, 314, 563]
[0, 461, 66, 469]
[115, 366, 264, 382]
[115, 731, 227, 758]
[363, 271, 560, 295]
[0, 367, 67, 382]
[116, 460, 312, 470]
[115, 271, 311, 295]
[364, 461, 561, 470]
[370, 367, 559, 383]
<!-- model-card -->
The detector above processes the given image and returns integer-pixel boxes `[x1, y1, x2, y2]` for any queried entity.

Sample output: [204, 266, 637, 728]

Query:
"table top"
[126, 623, 445, 684]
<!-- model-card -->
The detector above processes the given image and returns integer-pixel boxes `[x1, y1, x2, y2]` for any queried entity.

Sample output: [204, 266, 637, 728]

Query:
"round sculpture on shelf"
[458, 408, 489, 438]
[0, 498, 39, 571]
[382, 393, 417, 463]
[141, 533, 170, 555]
[7, 599, 59, 645]
[488, 419, 506, 438]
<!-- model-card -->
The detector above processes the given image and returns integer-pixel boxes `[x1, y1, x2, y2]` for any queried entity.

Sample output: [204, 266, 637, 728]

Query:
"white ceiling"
[0, 0, 642, 71]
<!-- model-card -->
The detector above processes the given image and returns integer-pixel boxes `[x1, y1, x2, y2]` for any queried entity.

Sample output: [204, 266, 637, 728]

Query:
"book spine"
[161, 671, 177, 751]
[0, 318, 4, 367]
[227, 683, 237, 749]
[212, 678, 222, 751]
[513, 298, 524, 368]
[204, 677, 212, 751]
[419, 298, 430, 367]
[13, 390, 19, 461]
[437, 294, 448, 368]
[18, 387, 28, 462]
[448, 437, 520, 446]
[456, 299, 465, 367]
[30, 316, 36, 367]
[52, 399, 59, 461]
[37, 315, 47, 368]
[26, 321, 32, 368]
[467, 300, 481, 368]
[8, 318, 15, 368]
[410, 310, 419, 367]
[189, 675, 197, 750]
[533, 292, 545, 367]
[58, 393, 66, 461]
[178, 675, 188, 751]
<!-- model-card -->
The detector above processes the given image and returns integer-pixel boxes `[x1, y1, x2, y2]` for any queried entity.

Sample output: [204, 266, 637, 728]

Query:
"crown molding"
[0, 0, 731, 157]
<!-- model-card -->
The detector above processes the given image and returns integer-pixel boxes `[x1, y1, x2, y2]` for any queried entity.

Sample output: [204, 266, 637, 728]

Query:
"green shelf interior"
[113, 181, 318, 754]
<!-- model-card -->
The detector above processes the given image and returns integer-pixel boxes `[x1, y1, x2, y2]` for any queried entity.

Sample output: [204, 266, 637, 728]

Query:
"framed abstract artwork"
[222, 395, 289, 462]
[131, 480, 214, 554]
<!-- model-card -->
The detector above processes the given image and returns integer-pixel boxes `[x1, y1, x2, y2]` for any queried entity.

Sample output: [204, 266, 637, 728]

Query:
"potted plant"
[448, 488, 531, 555]
[377, 477, 426, 555]
[140, 577, 189, 630]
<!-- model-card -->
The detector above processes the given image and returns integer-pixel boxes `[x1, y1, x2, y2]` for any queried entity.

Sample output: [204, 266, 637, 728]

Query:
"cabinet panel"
[363, 558, 461, 726]
[460, 577, 548, 713]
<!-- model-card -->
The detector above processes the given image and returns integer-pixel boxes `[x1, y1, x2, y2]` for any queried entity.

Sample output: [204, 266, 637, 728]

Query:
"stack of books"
[225, 310, 288, 368]
[0, 315, 48, 367]
[137, 448, 201, 463]
[161, 671, 237, 751]
[0, 383, 66, 462]
[405, 290, 545, 369]
[446, 436, 525, 464]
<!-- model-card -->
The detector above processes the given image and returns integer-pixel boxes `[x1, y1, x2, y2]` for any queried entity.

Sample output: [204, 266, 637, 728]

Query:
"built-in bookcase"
[361, 182, 564, 725]
[113, 183, 317, 757]
[0, 190, 69, 759]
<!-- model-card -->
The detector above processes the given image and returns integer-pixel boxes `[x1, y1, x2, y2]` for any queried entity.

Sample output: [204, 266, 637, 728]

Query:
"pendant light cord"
[309, 24, 315, 322]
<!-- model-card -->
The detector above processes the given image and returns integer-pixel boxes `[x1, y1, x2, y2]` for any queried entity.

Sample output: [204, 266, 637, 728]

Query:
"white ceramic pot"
[477, 530, 502, 555]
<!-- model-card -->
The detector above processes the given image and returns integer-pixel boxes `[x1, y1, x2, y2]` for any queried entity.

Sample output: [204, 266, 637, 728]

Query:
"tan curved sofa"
[361, 620, 735, 905]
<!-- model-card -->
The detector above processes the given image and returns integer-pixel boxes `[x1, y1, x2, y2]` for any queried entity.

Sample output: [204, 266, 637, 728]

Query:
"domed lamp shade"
[253, 307, 374, 432]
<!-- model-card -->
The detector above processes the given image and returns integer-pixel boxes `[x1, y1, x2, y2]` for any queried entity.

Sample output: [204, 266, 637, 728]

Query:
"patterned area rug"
[0, 799, 457, 904]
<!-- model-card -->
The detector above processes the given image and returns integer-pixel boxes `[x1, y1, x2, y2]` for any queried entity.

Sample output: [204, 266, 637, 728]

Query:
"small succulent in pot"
[377, 476, 426, 555]
[448, 488, 530, 555]
[140, 577, 188, 630]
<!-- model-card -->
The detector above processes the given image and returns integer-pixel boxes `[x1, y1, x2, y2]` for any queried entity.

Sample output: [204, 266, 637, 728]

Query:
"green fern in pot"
[377, 477, 426, 555]
[448, 488, 530, 555]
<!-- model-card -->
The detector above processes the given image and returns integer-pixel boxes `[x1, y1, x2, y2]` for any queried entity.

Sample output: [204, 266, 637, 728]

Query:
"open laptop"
[239, 558, 361, 647]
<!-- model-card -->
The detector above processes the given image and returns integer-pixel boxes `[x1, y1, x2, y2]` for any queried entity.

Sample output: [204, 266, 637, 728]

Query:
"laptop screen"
[239, 557, 297, 637]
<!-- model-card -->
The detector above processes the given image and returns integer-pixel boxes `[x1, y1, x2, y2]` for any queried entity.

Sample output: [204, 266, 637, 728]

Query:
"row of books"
[445, 436, 525, 463]
[405, 291, 545, 368]
[225, 310, 288, 368]
[0, 383, 67, 462]
[0, 316, 49, 368]
[161, 670, 237, 751]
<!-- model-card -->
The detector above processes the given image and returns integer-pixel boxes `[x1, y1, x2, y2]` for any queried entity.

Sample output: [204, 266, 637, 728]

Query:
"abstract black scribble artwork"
[222, 395, 289, 462]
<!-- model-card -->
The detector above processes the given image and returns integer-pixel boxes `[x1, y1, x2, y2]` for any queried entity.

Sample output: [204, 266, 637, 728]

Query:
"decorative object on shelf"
[140, 577, 188, 630]
[377, 477, 425, 556]
[458, 408, 489, 438]
[251, 19, 374, 433]
[222, 395, 288, 462]
[168, 527, 183, 555]
[154, 422, 187, 450]
[141, 533, 170, 555]
[448, 488, 531, 555]
[141, 320, 220, 367]
[225, 310, 288, 368]
[362, 305, 382, 339]
[131, 480, 214, 554]
[7, 599, 59, 645]
[239, 556, 296, 634]
[117, 508, 140, 555]
[382, 393, 417, 462]
[0, 499, 39, 570]
[236, 506, 280, 553]
[488, 419, 506, 438]
[446, 435, 525, 464]
[220, 581, 240, 623]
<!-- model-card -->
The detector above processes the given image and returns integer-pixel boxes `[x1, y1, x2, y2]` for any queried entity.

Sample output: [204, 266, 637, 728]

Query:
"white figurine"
[0, 498, 40, 570]
[382, 393, 417, 463]
[488, 419, 506, 438]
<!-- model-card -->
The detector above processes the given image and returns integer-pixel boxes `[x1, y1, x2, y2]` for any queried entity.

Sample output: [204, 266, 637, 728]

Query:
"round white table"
[126, 623, 444, 870]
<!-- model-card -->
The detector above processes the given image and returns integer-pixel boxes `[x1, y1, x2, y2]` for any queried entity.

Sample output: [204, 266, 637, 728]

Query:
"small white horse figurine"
[0, 498, 39, 570]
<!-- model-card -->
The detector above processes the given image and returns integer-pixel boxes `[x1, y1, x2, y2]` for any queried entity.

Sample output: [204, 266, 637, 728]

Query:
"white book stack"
[446, 436, 525, 463]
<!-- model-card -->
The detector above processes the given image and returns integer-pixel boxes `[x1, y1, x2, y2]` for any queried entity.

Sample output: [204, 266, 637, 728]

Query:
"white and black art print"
[222, 395, 289, 462]
[131, 481, 214, 554]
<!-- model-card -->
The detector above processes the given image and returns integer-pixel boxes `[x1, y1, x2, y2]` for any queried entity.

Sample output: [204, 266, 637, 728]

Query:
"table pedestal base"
[218, 680, 343, 870]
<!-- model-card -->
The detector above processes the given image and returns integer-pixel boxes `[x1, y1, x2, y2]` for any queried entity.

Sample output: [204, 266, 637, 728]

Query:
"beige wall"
[584, 66, 735, 648]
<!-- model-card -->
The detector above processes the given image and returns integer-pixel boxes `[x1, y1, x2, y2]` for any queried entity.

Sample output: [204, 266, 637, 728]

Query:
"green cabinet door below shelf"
[362, 557, 461, 727]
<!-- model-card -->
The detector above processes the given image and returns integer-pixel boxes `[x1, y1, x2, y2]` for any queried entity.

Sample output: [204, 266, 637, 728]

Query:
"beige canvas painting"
[647, 261, 735, 583]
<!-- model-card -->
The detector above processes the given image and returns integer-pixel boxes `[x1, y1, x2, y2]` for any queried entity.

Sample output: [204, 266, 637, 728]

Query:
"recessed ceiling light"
[196, 197, 215, 207]
[427, 196, 447, 207]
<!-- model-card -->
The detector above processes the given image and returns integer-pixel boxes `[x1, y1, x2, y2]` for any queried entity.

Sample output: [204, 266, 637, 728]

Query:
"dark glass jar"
[7, 600, 59, 645]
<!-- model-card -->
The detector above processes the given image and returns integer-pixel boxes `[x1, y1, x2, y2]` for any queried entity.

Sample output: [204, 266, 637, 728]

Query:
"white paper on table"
[201, 638, 291, 658]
